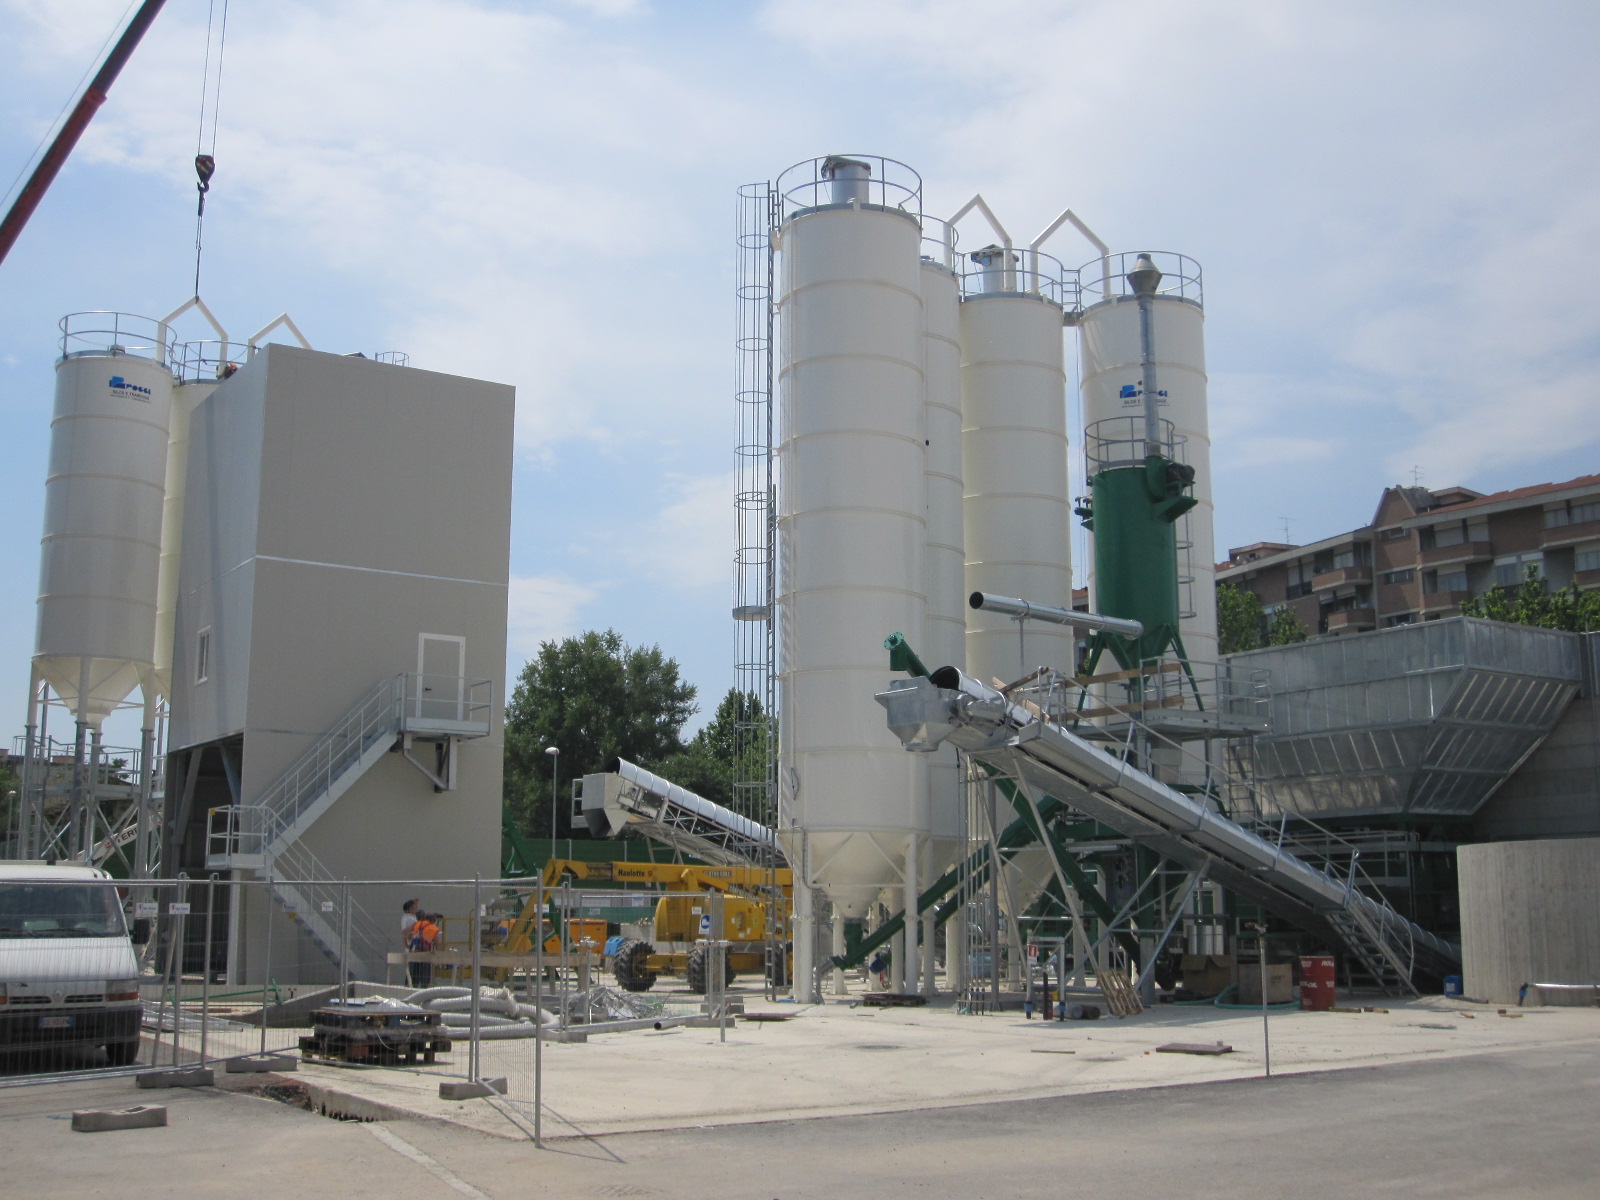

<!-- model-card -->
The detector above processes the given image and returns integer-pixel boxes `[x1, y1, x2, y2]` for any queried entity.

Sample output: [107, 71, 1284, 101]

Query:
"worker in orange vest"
[409, 911, 442, 989]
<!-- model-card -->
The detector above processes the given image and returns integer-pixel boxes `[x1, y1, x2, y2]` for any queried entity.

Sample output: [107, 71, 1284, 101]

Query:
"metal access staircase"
[208, 675, 410, 870]
[879, 669, 1462, 994]
[205, 672, 491, 978]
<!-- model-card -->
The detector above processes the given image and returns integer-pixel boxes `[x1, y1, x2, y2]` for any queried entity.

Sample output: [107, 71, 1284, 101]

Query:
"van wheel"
[104, 1039, 140, 1067]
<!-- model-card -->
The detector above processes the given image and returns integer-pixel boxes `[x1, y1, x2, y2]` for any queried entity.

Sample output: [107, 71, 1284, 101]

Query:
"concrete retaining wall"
[1458, 837, 1600, 1004]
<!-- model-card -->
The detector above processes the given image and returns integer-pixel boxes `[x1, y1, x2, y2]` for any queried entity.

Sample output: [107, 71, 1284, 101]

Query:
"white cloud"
[506, 573, 600, 665]
[630, 471, 735, 591]
[554, 0, 648, 16]
[5, 0, 1600, 711]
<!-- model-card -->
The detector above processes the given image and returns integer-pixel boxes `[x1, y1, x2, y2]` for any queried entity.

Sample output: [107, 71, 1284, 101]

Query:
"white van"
[0, 863, 144, 1067]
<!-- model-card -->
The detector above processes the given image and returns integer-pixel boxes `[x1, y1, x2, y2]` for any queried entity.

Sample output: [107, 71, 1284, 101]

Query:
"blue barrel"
[1443, 974, 1463, 997]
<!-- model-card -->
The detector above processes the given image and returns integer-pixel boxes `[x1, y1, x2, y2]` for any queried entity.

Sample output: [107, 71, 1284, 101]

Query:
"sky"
[2, 0, 1598, 749]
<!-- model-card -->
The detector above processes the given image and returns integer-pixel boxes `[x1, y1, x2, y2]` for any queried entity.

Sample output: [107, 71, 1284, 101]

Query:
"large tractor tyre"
[686, 944, 737, 994]
[613, 939, 658, 992]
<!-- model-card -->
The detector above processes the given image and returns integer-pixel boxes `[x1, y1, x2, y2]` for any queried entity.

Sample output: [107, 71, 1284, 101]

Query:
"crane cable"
[191, 0, 229, 298]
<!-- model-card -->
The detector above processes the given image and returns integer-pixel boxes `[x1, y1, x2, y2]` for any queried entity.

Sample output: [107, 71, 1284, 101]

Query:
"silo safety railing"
[775, 154, 922, 220]
[1076, 250, 1202, 307]
[1084, 415, 1188, 473]
[58, 311, 168, 362]
[171, 338, 252, 383]
[958, 244, 1080, 309]
[920, 217, 959, 269]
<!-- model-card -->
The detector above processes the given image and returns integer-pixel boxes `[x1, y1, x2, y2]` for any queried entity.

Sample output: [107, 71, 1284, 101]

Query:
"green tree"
[504, 630, 697, 840]
[1459, 565, 1600, 631]
[656, 689, 770, 812]
[1267, 607, 1310, 645]
[1217, 582, 1266, 654]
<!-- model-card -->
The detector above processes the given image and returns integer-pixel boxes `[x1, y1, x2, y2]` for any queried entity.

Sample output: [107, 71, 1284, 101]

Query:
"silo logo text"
[108, 375, 153, 401]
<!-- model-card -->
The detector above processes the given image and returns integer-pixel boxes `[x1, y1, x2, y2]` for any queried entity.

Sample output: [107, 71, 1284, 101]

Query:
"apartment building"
[1219, 472, 1600, 636]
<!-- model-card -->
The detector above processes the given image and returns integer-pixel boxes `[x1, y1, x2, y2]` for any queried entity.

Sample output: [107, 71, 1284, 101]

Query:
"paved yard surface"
[3, 994, 1597, 1198]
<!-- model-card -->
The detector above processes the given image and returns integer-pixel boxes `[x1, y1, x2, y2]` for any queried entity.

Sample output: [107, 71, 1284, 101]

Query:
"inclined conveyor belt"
[877, 668, 1460, 988]
[579, 756, 786, 870]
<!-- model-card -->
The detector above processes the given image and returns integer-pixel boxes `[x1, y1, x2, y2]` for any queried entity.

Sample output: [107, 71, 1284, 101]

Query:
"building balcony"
[1541, 519, 1600, 549]
[1417, 540, 1493, 568]
[1312, 564, 1373, 591]
[1576, 568, 1600, 589]
[1420, 589, 1471, 613]
[1324, 607, 1376, 633]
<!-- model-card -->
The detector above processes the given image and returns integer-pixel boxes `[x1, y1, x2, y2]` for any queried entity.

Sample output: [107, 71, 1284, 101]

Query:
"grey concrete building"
[161, 345, 514, 983]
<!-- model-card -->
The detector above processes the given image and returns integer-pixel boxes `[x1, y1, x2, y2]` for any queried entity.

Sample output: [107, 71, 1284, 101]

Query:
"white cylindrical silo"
[960, 249, 1074, 687]
[775, 156, 928, 929]
[35, 314, 174, 725]
[152, 371, 218, 698]
[920, 248, 967, 884]
[152, 340, 243, 697]
[1078, 253, 1215, 666]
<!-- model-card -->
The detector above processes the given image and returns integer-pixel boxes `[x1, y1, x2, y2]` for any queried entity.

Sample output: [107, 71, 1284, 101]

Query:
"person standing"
[409, 910, 441, 989]
[403, 899, 424, 987]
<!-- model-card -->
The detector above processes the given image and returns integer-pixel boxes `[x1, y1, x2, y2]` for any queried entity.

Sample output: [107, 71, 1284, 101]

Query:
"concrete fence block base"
[438, 1078, 507, 1101]
[224, 1054, 299, 1074]
[73, 1105, 168, 1132]
[135, 1068, 215, 1089]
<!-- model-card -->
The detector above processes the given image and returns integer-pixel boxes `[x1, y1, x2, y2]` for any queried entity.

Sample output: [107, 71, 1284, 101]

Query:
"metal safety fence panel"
[1, 874, 751, 1143]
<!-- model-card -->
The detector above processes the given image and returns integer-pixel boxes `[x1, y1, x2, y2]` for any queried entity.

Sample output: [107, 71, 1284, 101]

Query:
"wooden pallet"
[861, 992, 929, 1008]
[1096, 969, 1144, 1018]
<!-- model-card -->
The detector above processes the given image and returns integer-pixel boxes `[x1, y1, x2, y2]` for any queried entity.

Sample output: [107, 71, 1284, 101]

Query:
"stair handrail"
[268, 836, 390, 975]
[214, 804, 389, 978]
[253, 674, 405, 832]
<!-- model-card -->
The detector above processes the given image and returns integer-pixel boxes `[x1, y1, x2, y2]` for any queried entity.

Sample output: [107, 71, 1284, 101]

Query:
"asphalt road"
[4, 1041, 1597, 1198]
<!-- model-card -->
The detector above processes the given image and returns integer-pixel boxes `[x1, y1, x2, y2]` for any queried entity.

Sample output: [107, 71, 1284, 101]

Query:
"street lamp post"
[544, 746, 560, 848]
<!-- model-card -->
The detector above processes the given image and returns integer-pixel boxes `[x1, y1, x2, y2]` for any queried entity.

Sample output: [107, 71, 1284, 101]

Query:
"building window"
[1426, 569, 1468, 594]
[1546, 500, 1600, 528]
[1493, 553, 1543, 588]
[195, 628, 211, 684]
[1382, 569, 1414, 584]
[1431, 523, 1466, 548]
[1286, 560, 1314, 599]
[1575, 548, 1600, 573]
[1383, 612, 1416, 627]
[1381, 526, 1409, 541]
[1313, 546, 1367, 573]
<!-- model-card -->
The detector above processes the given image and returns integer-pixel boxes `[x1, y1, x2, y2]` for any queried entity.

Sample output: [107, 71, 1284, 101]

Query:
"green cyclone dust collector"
[1073, 253, 1199, 677]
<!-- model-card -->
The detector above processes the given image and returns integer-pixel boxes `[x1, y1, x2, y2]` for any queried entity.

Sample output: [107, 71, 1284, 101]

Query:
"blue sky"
[3, 0, 1599, 746]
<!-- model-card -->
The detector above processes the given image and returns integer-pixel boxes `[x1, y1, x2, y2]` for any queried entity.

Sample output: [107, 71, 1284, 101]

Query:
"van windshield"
[0, 883, 126, 938]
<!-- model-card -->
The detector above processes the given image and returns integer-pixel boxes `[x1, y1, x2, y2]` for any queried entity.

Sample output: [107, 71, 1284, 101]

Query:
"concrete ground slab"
[3, 1038, 1598, 1197]
[266, 989, 1600, 1141]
